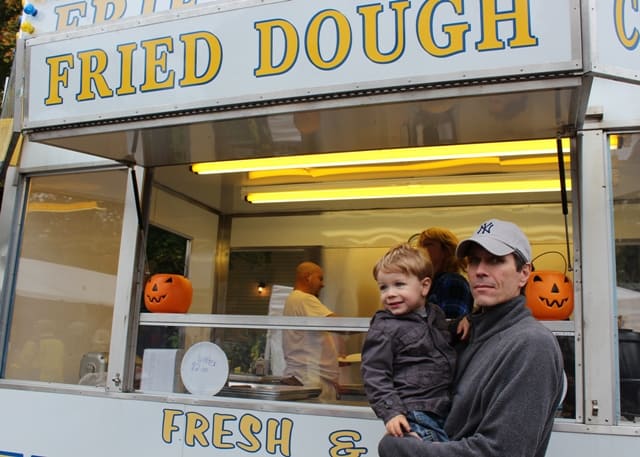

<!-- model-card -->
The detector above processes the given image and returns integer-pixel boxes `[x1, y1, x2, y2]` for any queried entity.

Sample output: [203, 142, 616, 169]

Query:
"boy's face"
[376, 270, 431, 316]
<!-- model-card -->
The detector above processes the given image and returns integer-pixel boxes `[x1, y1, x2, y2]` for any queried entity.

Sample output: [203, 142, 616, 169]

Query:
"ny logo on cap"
[477, 221, 495, 235]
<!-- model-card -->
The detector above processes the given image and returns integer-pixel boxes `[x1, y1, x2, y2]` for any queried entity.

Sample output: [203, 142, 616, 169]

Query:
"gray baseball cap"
[456, 219, 532, 263]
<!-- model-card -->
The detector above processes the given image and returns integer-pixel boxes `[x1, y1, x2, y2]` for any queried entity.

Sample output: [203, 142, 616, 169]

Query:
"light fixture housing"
[192, 138, 571, 175]
[243, 172, 571, 204]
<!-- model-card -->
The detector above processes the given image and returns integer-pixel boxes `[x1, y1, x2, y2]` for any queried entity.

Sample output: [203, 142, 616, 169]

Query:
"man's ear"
[519, 263, 532, 287]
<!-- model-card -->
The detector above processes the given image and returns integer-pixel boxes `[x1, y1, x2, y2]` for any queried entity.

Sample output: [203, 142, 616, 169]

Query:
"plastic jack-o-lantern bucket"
[525, 252, 574, 320]
[144, 274, 193, 313]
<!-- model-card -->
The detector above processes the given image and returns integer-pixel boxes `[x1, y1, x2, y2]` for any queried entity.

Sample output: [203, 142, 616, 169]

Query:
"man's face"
[466, 245, 530, 307]
[306, 269, 324, 297]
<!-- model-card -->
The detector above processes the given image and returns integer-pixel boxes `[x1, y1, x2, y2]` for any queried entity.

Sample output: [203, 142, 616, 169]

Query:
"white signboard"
[0, 388, 383, 457]
[23, 0, 581, 129]
[3, 387, 640, 456]
[593, 0, 640, 82]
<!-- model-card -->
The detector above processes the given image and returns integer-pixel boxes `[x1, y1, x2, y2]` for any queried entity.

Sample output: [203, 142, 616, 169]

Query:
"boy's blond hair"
[373, 243, 433, 281]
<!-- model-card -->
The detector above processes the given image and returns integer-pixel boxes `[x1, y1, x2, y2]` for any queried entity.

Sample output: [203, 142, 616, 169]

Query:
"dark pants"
[406, 410, 449, 442]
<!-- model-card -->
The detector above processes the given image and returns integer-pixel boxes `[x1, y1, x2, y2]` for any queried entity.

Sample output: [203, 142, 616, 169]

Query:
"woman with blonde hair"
[418, 227, 473, 319]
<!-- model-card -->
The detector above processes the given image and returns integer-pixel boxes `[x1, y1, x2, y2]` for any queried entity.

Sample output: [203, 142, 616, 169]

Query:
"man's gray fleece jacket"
[378, 295, 564, 457]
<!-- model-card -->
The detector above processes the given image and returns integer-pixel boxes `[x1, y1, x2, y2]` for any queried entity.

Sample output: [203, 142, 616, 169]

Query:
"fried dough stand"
[1, 0, 640, 456]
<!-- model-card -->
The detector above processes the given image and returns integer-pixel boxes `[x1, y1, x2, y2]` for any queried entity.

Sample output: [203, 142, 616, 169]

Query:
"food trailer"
[0, 0, 639, 455]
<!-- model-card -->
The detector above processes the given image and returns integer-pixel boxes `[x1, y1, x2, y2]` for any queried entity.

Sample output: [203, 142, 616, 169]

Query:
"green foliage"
[221, 330, 266, 374]
[0, 0, 22, 102]
[146, 225, 188, 275]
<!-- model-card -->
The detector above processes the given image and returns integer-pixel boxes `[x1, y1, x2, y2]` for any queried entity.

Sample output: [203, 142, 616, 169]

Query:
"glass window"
[139, 135, 576, 410]
[556, 334, 575, 419]
[611, 132, 640, 421]
[225, 248, 320, 315]
[137, 322, 369, 406]
[136, 225, 191, 388]
[3, 169, 127, 384]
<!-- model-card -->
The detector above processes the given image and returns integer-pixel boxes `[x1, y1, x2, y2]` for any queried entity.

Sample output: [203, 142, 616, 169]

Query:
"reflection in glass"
[135, 225, 191, 388]
[611, 132, 640, 421]
[137, 325, 368, 405]
[4, 170, 127, 384]
[556, 335, 575, 419]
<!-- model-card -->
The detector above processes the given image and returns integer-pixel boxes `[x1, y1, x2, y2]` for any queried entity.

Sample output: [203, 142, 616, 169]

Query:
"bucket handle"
[531, 251, 568, 275]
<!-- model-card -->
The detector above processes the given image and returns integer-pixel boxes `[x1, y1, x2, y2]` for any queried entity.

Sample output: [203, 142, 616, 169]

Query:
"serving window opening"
[133, 98, 578, 417]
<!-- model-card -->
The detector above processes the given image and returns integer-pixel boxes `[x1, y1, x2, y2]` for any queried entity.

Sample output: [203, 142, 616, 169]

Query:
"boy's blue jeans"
[406, 410, 449, 442]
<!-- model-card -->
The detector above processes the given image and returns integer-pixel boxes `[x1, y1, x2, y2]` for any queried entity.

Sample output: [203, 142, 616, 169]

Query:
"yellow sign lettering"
[92, 0, 126, 23]
[142, 0, 159, 15]
[54, 2, 88, 31]
[254, 19, 299, 77]
[44, 54, 75, 106]
[76, 49, 113, 101]
[329, 430, 368, 457]
[265, 417, 293, 456]
[161, 408, 184, 443]
[116, 42, 138, 95]
[417, 0, 470, 57]
[476, 0, 538, 51]
[40, 0, 550, 112]
[306, 10, 351, 70]
[140, 36, 176, 92]
[185, 411, 210, 447]
[212, 413, 236, 449]
[172, 0, 198, 10]
[358, 1, 410, 64]
[179, 31, 223, 87]
[235, 413, 262, 452]
[614, 0, 639, 50]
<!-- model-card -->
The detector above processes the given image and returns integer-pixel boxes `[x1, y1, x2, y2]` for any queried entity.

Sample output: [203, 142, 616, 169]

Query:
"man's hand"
[385, 414, 412, 437]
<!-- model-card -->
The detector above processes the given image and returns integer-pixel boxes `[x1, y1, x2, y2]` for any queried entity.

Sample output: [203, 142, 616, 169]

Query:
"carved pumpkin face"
[144, 274, 193, 313]
[525, 270, 574, 320]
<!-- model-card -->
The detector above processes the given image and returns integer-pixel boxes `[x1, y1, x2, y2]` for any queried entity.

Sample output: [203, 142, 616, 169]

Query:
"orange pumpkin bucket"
[525, 252, 574, 320]
[144, 273, 193, 313]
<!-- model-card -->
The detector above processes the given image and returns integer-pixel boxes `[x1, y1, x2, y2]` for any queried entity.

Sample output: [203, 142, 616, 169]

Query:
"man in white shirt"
[283, 261, 339, 402]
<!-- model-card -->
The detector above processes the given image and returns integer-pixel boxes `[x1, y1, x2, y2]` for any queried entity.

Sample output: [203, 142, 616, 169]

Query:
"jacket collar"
[469, 295, 532, 343]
